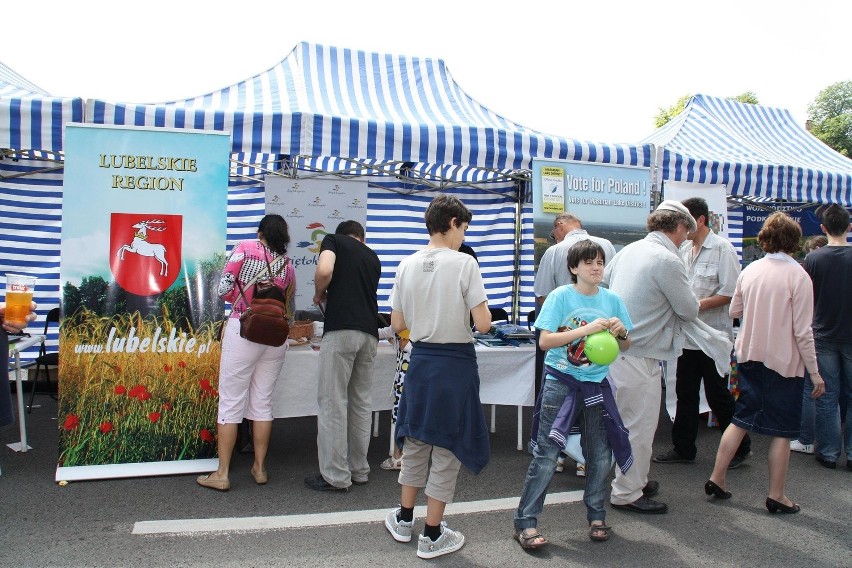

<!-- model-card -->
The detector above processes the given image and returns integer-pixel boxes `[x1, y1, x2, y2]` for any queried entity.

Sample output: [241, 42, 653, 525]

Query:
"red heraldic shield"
[110, 213, 183, 296]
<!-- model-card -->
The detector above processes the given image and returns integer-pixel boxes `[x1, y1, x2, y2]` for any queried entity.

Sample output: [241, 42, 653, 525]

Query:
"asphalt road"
[1, 394, 849, 568]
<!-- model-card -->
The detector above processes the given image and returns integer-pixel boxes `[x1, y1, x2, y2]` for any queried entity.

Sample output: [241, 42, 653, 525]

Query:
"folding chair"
[526, 309, 536, 331]
[25, 307, 59, 412]
[488, 307, 509, 323]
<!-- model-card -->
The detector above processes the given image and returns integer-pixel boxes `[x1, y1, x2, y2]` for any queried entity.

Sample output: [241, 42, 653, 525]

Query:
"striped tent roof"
[0, 60, 85, 153]
[91, 42, 651, 173]
[642, 94, 852, 207]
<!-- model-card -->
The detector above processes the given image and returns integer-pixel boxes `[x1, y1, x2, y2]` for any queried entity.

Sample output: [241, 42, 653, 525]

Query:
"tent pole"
[510, 177, 527, 325]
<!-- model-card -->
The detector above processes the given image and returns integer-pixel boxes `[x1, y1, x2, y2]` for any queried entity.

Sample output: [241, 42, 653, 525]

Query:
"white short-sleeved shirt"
[392, 247, 487, 343]
[680, 231, 740, 344]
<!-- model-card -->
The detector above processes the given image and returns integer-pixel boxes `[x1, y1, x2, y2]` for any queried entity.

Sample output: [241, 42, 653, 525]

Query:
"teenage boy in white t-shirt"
[383, 195, 491, 560]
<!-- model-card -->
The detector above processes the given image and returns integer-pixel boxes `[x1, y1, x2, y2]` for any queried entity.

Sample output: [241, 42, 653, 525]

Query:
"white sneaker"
[576, 464, 586, 478]
[555, 456, 565, 473]
[385, 507, 414, 543]
[790, 440, 814, 454]
[417, 524, 465, 559]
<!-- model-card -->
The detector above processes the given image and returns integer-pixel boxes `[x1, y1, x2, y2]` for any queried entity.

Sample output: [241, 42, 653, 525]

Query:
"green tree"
[62, 281, 82, 319]
[654, 94, 692, 128]
[197, 252, 227, 324]
[159, 284, 192, 329]
[156, 252, 226, 330]
[807, 81, 852, 157]
[654, 92, 760, 128]
[734, 91, 760, 105]
[78, 276, 109, 313]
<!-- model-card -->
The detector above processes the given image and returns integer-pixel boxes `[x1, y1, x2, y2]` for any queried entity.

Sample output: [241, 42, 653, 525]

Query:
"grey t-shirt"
[392, 247, 488, 343]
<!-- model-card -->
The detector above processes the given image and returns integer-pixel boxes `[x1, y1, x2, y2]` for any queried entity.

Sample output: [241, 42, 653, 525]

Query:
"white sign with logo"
[264, 177, 370, 312]
[663, 181, 729, 239]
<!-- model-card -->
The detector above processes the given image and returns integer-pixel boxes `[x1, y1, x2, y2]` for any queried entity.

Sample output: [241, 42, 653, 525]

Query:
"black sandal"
[589, 522, 611, 541]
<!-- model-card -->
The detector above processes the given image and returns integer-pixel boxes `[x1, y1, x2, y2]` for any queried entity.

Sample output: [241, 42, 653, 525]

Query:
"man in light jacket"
[603, 200, 700, 514]
[654, 197, 751, 469]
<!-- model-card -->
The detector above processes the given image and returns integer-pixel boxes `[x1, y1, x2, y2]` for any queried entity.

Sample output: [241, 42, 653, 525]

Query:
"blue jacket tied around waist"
[395, 342, 490, 474]
[530, 365, 633, 474]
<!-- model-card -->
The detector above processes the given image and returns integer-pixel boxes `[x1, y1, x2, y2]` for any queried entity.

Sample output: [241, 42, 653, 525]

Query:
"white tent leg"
[490, 404, 496, 433]
[517, 406, 523, 451]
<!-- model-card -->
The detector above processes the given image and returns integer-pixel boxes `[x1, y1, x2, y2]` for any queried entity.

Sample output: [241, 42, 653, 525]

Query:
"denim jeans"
[514, 379, 613, 529]
[798, 372, 816, 445]
[814, 339, 852, 462]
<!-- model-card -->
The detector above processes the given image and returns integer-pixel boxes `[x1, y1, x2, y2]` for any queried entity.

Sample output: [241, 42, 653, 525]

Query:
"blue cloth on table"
[395, 342, 490, 474]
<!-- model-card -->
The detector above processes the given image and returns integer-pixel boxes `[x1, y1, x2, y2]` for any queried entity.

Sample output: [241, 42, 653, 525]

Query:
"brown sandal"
[589, 522, 611, 541]
[513, 528, 548, 549]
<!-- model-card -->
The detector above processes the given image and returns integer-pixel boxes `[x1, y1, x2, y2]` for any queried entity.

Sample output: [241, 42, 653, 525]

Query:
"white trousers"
[608, 354, 662, 505]
[217, 318, 288, 423]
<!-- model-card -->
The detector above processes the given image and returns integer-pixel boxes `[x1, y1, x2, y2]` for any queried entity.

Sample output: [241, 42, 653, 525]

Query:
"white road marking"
[132, 489, 584, 535]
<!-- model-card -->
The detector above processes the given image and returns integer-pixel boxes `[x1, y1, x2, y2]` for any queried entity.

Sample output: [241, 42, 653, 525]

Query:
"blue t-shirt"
[536, 284, 633, 383]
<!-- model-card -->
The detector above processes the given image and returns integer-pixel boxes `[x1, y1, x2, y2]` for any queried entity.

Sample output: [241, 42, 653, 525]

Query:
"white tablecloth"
[272, 342, 535, 418]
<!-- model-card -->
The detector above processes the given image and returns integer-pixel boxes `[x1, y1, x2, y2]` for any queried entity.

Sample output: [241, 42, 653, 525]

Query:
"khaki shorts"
[398, 437, 462, 504]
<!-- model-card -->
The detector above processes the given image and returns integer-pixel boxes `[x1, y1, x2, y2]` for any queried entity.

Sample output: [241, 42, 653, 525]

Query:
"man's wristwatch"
[616, 329, 629, 341]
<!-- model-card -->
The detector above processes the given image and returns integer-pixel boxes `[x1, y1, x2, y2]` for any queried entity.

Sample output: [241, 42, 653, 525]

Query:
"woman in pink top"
[704, 212, 825, 514]
[197, 214, 296, 491]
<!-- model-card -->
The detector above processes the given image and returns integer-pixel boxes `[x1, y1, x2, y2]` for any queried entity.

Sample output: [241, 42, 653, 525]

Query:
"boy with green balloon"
[514, 239, 633, 546]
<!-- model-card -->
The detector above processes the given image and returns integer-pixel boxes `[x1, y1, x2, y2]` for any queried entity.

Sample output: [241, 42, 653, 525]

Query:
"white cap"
[656, 200, 697, 232]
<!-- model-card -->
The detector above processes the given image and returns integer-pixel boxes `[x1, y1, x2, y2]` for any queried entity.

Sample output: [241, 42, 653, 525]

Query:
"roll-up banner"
[57, 125, 230, 481]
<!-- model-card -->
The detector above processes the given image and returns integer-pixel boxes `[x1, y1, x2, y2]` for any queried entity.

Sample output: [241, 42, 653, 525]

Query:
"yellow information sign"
[540, 166, 564, 213]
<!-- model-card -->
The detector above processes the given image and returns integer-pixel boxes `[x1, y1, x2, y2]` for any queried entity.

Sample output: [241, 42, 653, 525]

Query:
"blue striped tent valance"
[0, 61, 84, 153]
[643, 94, 852, 207]
[89, 42, 651, 171]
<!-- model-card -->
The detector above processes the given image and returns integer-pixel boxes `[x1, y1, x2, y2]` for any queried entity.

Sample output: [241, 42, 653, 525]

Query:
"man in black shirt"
[803, 205, 852, 470]
[305, 221, 382, 491]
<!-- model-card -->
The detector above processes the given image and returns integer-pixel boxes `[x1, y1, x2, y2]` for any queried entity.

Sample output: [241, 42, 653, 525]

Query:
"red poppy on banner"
[110, 213, 182, 296]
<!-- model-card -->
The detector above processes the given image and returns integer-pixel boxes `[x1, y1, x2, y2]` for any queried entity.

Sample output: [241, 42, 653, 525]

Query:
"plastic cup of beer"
[4, 274, 37, 325]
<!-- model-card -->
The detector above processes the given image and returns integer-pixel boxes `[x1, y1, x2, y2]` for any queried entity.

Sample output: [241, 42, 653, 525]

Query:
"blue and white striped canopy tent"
[89, 42, 652, 321]
[90, 42, 649, 172]
[1, 61, 84, 360]
[642, 94, 852, 207]
[1, 60, 84, 156]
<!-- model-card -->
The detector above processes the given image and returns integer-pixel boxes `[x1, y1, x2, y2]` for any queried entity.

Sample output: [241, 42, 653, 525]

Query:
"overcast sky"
[2, 0, 849, 143]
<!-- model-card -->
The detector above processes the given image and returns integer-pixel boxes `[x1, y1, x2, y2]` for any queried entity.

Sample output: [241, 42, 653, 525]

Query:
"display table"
[272, 342, 535, 449]
[7, 334, 45, 453]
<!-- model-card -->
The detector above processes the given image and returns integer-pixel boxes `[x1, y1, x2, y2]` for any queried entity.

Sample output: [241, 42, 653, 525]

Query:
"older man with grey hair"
[534, 213, 617, 304]
[603, 200, 700, 514]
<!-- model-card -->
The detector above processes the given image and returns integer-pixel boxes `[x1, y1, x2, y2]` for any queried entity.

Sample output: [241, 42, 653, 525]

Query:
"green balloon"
[584, 331, 619, 366]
